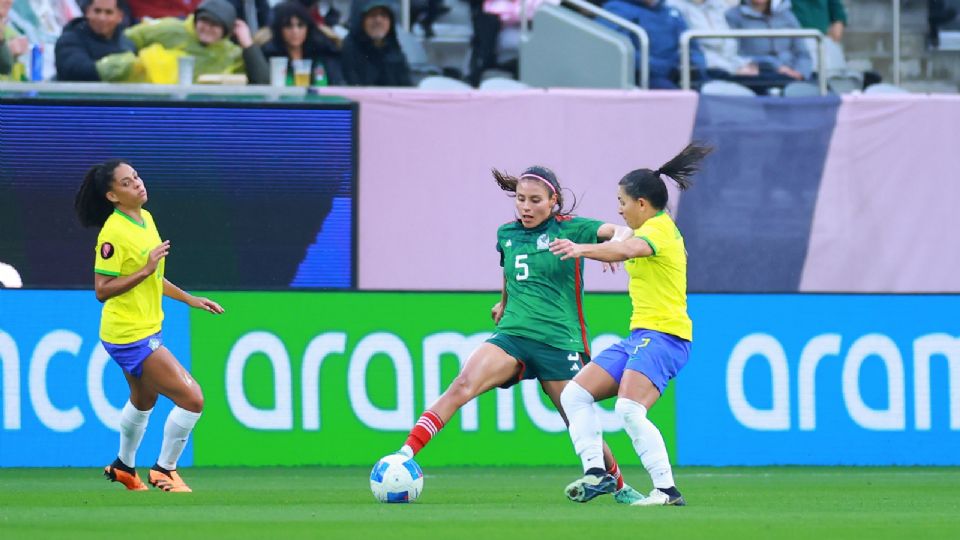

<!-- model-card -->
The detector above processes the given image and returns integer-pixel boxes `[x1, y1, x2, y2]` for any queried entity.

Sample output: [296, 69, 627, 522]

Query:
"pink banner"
[315, 88, 699, 291]
[801, 94, 960, 292]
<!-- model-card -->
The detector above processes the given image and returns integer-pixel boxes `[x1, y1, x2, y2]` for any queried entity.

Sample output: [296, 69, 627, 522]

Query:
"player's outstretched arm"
[549, 237, 652, 263]
[162, 278, 225, 314]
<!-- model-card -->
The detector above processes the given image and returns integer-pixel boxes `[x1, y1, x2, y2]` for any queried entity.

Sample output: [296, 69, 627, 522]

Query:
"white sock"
[615, 398, 675, 489]
[118, 401, 152, 468]
[561, 382, 605, 474]
[156, 407, 202, 470]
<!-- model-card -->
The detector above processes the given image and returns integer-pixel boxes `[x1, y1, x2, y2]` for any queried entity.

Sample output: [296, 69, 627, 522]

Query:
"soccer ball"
[369, 453, 424, 503]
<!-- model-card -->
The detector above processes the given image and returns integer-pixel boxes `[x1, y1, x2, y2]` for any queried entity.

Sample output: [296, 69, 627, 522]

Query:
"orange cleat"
[149, 465, 192, 493]
[103, 458, 148, 491]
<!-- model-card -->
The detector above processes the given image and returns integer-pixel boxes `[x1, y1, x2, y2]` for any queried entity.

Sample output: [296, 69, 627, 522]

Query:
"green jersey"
[495, 215, 604, 354]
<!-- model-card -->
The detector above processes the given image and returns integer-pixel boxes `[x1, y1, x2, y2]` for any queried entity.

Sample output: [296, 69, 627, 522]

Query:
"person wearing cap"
[96, 0, 269, 83]
[387, 166, 648, 506]
[55, 0, 137, 81]
[340, 0, 411, 86]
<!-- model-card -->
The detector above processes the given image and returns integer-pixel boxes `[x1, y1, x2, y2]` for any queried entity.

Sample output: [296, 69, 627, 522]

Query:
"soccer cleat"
[103, 458, 148, 491]
[631, 488, 686, 506]
[564, 473, 617, 503]
[149, 465, 192, 493]
[614, 484, 646, 505]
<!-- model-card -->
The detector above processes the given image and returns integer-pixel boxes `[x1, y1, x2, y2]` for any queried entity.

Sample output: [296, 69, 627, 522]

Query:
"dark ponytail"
[75, 160, 126, 228]
[619, 143, 713, 209]
[492, 165, 579, 216]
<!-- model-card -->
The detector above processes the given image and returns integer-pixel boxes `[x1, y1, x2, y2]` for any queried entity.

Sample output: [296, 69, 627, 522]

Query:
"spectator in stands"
[725, 0, 812, 86]
[341, 0, 412, 86]
[0, 0, 29, 78]
[790, 0, 845, 42]
[670, 0, 758, 77]
[126, 0, 202, 22]
[97, 0, 269, 83]
[599, 0, 708, 88]
[262, 1, 343, 85]
[55, 0, 136, 81]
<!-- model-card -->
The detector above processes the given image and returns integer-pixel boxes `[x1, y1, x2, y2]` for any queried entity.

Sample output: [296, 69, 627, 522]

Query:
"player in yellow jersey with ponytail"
[550, 143, 712, 507]
[75, 160, 224, 493]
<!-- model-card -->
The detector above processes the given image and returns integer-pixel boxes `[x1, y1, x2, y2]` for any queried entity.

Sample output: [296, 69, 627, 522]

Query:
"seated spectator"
[670, 0, 757, 77]
[55, 0, 136, 81]
[341, 0, 412, 86]
[599, 0, 708, 88]
[0, 0, 29, 79]
[262, 1, 343, 85]
[97, 0, 269, 83]
[126, 0, 202, 22]
[725, 0, 812, 88]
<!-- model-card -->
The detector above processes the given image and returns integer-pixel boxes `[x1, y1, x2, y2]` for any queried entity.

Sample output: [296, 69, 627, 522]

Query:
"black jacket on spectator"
[341, 0, 412, 86]
[55, 17, 135, 81]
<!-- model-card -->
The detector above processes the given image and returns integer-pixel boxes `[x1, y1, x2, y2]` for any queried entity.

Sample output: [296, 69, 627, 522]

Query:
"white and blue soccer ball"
[370, 453, 424, 503]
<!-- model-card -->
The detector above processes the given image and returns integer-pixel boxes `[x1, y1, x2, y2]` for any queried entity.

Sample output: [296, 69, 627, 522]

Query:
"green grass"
[1, 467, 959, 539]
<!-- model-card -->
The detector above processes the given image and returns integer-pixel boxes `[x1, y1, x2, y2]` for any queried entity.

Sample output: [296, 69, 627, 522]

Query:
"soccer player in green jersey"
[550, 143, 712, 507]
[395, 166, 645, 503]
[76, 160, 224, 493]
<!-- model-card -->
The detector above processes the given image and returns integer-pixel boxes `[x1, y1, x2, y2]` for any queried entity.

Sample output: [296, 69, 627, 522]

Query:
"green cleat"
[614, 484, 645, 505]
[565, 473, 617, 503]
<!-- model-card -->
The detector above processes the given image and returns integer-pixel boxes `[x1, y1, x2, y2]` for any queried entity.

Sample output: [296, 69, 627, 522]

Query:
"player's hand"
[189, 296, 225, 314]
[142, 240, 170, 275]
[549, 238, 582, 261]
[601, 261, 622, 273]
[491, 301, 505, 324]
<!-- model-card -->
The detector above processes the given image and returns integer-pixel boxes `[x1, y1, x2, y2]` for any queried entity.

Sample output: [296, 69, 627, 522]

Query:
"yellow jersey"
[94, 208, 165, 344]
[625, 211, 692, 341]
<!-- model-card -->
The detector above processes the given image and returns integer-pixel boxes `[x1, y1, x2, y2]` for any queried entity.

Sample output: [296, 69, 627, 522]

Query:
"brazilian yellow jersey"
[94, 208, 165, 344]
[625, 211, 692, 341]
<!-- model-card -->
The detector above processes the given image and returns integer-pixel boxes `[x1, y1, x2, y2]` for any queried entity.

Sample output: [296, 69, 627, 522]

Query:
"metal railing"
[893, 0, 901, 85]
[0, 81, 307, 98]
[400, 0, 411, 32]
[520, 0, 649, 88]
[680, 29, 827, 95]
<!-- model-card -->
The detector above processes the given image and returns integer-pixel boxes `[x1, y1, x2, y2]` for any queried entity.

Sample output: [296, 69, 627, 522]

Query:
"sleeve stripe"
[639, 236, 657, 255]
[94, 269, 121, 276]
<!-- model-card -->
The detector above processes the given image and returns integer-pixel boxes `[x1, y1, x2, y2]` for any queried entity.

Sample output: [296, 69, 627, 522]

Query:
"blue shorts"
[102, 332, 163, 378]
[592, 329, 691, 393]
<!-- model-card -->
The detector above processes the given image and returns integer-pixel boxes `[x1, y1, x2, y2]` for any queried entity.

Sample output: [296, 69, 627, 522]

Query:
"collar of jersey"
[114, 208, 146, 228]
[516, 215, 556, 233]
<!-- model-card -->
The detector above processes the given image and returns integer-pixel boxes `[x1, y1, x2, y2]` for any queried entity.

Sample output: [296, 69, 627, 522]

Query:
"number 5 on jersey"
[515, 254, 529, 281]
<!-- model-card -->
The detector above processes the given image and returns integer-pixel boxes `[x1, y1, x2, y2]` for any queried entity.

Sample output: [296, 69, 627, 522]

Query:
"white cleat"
[631, 488, 686, 506]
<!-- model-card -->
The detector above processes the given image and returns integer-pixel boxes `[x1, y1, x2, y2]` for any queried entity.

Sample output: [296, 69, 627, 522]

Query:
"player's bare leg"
[140, 347, 204, 493]
[401, 343, 521, 457]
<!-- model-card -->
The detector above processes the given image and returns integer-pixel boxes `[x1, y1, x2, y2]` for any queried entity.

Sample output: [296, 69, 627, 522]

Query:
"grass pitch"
[1, 467, 958, 539]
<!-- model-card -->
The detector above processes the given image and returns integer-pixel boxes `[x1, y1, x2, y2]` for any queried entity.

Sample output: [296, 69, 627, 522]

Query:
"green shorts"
[486, 333, 589, 389]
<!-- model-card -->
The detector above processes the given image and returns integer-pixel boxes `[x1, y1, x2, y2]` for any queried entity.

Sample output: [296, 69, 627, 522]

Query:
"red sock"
[607, 461, 625, 491]
[405, 411, 445, 455]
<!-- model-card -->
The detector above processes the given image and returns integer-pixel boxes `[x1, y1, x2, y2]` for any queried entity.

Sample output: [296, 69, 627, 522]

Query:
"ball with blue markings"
[370, 453, 424, 503]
